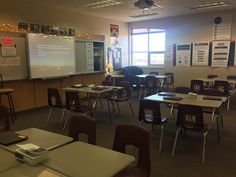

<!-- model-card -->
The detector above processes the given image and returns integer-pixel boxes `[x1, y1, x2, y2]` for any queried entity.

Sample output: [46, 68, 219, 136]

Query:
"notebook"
[163, 96, 183, 101]
[0, 131, 28, 146]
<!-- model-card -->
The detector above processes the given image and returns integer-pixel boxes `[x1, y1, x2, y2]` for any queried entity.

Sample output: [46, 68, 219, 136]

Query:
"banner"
[176, 44, 191, 67]
[192, 42, 209, 66]
[212, 40, 230, 67]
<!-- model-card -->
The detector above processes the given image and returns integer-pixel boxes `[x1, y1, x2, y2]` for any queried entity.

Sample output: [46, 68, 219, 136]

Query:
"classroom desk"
[0, 164, 65, 177]
[110, 74, 125, 85]
[1, 128, 73, 152]
[136, 74, 171, 87]
[43, 141, 135, 177]
[0, 148, 20, 173]
[144, 93, 226, 142]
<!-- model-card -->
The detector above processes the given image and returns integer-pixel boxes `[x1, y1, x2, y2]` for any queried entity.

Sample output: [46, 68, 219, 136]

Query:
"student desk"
[1, 128, 73, 152]
[0, 164, 65, 177]
[145, 93, 226, 142]
[0, 148, 20, 173]
[43, 141, 135, 177]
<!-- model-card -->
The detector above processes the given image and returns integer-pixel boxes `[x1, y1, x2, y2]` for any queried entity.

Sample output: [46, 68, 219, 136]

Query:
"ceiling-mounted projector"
[134, 0, 155, 9]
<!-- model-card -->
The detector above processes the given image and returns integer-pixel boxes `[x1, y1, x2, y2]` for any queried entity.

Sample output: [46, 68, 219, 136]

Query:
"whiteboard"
[0, 32, 28, 81]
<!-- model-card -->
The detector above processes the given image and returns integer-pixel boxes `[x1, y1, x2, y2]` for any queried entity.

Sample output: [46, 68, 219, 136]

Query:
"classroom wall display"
[176, 44, 191, 67]
[212, 40, 230, 67]
[213, 15, 232, 41]
[192, 42, 209, 66]
[0, 33, 28, 80]
[107, 47, 122, 71]
[110, 24, 119, 46]
[27, 33, 75, 79]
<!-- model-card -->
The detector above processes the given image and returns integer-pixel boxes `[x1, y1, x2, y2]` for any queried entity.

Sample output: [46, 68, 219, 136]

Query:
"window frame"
[130, 28, 165, 67]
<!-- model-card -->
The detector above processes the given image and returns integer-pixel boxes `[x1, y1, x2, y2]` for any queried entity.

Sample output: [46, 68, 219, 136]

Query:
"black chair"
[207, 75, 218, 79]
[0, 104, 11, 132]
[149, 71, 159, 75]
[63, 90, 93, 130]
[190, 80, 204, 94]
[127, 75, 143, 99]
[144, 75, 159, 97]
[164, 72, 174, 91]
[175, 86, 191, 94]
[227, 75, 236, 96]
[110, 81, 134, 116]
[138, 99, 168, 152]
[47, 88, 65, 126]
[214, 80, 230, 110]
[68, 115, 96, 145]
[172, 104, 211, 163]
[113, 124, 150, 177]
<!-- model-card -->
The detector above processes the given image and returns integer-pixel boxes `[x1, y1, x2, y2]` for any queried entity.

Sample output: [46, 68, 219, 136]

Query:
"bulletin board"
[0, 32, 28, 80]
[107, 47, 122, 71]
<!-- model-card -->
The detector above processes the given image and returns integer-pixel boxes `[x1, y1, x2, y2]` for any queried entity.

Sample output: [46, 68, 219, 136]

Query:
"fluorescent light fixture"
[83, 0, 123, 9]
[130, 12, 158, 18]
[190, 1, 231, 10]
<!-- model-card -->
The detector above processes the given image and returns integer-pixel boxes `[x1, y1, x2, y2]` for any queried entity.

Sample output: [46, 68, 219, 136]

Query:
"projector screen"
[27, 33, 75, 79]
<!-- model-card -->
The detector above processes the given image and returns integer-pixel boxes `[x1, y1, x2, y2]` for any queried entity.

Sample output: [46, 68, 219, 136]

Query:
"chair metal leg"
[172, 128, 181, 156]
[63, 110, 71, 131]
[227, 97, 230, 110]
[116, 102, 120, 113]
[138, 87, 142, 100]
[59, 108, 66, 128]
[47, 107, 53, 122]
[159, 125, 164, 152]
[202, 132, 208, 164]
[128, 101, 134, 116]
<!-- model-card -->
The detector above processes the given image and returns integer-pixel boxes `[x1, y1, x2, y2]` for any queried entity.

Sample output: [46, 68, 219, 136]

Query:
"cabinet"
[75, 40, 105, 73]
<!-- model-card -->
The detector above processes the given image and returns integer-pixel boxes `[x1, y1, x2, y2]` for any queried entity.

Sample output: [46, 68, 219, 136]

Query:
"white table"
[0, 164, 65, 177]
[0, 148, 20, 173]
[145, 93, 226, 142]
[1, 128, 73, 152]
[43, 141, 135, 177]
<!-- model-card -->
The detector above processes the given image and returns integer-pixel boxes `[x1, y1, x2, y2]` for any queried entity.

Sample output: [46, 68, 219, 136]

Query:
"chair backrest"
[113, 124, 150, 176]
[47, 88, 62, 107]
[138, 99, 162, 124]
[190, 80, 204, 94]
[127, 75, 141, 88]
[177, 104, 204, 130]
[227, 75, 236, 80]
[165, 72, 174, 84]
[207, 75, 218, 79]
[214, 80, 229, 96]
[203, 88, 224, 96]
[68, 115, 96, 145]
[0, 104, 11, 132]
[149, 71, 159, 75]
[101, 80, 113, 86]
[65, 90, 80, 110]
[117, 81, 132, 97]
[145, 76, 158, 89]
[175, 86, 191, 94]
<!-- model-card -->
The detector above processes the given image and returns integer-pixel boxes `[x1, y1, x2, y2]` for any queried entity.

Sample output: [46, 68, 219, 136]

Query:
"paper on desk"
[16, 143, 40, 151]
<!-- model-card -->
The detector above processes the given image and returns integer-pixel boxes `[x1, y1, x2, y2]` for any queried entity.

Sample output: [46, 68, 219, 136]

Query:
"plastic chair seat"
[0, 88, 14, 94]
[143, 115, 168, 124]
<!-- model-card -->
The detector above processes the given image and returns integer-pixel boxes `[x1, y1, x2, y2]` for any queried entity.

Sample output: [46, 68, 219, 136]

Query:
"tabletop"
[0, 148, 20, 173]
[1, 128, 73, 152]
[43, 141, 135, 177]
[0, 164, 65, 177]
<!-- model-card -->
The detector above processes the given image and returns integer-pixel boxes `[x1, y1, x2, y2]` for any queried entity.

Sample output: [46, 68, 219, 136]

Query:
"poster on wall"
[212, 40, 230, 67]
[192, 42, 209, 66]
[213, 15, 232, 40]
[110, 24, 119, 46]
[107, 47, 122, 71]
[176, 44, 191, 67]
[165, 44, 173, 66]
[1, 36, 17, 57]
[86, 42, 94, 71]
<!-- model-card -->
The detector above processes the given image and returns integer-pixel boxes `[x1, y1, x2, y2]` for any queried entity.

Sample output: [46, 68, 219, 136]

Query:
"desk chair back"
[113, 124, 150, 177]
[65, 90, 80, 110]
[0, 74, 3, 88]
[207, 75, 218, 79]
[214, 80, 229, 96]
[203, 88, 224, 96]
[175, 87, 191, 94]
[48, 88, 63, 107]
[101, 80, 113, 86]
[190, 80, 204, 94]
[68, 115, 96, 145]
[0, 104, 11, 132]
[149, 71, 159, 75]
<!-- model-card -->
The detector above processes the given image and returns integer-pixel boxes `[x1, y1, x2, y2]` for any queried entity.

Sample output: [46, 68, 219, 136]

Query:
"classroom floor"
[12, 97, 236, 177]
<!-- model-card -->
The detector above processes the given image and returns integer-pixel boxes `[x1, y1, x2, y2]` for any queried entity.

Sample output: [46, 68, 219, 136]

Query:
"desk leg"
[215, 109, 220, 143]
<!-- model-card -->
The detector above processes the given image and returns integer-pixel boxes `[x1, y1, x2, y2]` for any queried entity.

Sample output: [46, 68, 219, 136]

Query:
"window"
[131, 28, 165, 67]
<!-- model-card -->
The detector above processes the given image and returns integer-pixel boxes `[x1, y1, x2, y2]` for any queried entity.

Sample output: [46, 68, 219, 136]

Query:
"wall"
[128, 9, 236, 87]
[0, 0, 128, 111]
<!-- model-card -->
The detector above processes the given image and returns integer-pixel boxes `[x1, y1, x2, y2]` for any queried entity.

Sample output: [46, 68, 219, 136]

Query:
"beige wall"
[0, 0, 128, 111]
[128, 10, 236, 87]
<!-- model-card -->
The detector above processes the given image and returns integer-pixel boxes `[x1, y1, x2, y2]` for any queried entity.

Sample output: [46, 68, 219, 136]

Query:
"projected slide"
[27, 33, 75, 79]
